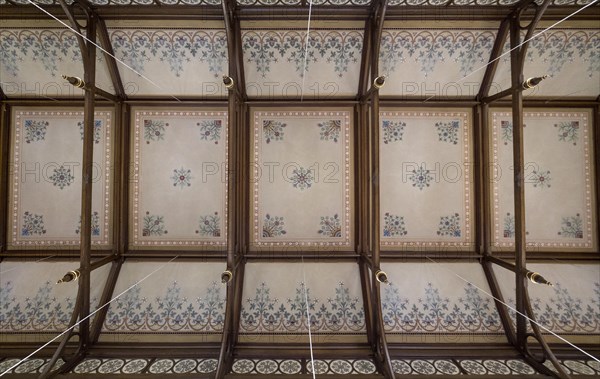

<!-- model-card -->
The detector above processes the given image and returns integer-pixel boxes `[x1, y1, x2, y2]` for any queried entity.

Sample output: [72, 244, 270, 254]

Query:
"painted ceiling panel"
[8, 108, 114, 248]
[240, 262, 365, 336]
[0, 28, 115, 97]
[493, 29, 600, 98]
[380, 109, 473, 250]
[1, 0, 594, 4]
[109, 29, 228, 97]
[381, 262, 504, 335]
[129, 109, 228, 249]
[493, 263, 600, 335]
[0, 261, 111, 335]
[250, 109, 353, 250]
[101, 262, 226, 334]
[379, 29, 496, 98]
[490, 109, 596, 251]
[242, 29, 363, 98]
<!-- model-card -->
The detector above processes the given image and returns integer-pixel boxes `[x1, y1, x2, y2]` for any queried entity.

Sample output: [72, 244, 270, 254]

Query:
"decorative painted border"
[251, 110, 352, 248]
[8, 110, 112, 247]
[491, 111, 594, 249]
[380, 110, 472, 248]
[131, 110, 228, 247]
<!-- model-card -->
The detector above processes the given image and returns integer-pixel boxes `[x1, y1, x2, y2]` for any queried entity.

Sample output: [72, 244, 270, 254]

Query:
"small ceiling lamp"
[526, 271, 553, 287]
[522, 75, 548, 90]
[373, 75, 386, 90]
[223, 75, 235, 90]
[221, 270, 233, 284]
[57, 269, 81, 284]
[375, 270, 389, 285]
[62, 75, 85, 89]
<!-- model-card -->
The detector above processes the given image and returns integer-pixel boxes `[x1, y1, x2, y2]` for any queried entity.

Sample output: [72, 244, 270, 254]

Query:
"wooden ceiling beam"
[96, 17, 125, 99]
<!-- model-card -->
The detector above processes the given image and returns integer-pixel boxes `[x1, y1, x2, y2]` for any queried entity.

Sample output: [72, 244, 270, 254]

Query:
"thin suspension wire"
[26, 0, 182, 102]
[0, 255, 179, 377]
[425, 256, 600, 362]
[301, 256, 316, 379]
[300, 0, 313, 102]
[0, 255, 56, 275]
[422, 0, 599, 102]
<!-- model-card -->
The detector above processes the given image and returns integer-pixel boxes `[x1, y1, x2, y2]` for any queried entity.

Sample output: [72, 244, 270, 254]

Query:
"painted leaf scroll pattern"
[240, 282, 364, 333]
[104, 281, 225, 332]
[382, 283, 503, 333]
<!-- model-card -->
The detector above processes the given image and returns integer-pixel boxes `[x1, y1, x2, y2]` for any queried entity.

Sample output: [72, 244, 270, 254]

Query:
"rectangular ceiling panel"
[489, 109, 596, 251]
[242, 29, 363, 98]
[109, 29, 228, 97]
[250, 109, 353, 250]
[0, 27, 115, 97]
[492, 29, 600, 98]
[379, 29, 496, 98]
[380, 109, 474, 250]
[8, 108, 114, 248]
[129, 109, 228, 249]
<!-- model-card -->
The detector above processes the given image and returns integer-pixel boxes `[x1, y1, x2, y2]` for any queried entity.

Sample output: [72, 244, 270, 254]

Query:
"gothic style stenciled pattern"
[0, 262, 109, 334]
[242, 30, 363, 97]
[231, 359, 377, 375]
[494, 29, 600, 98]
[494, 263, 600, 335]
[240, 263, 364, 334]
[379, 29, 495, 97]
[8, 109, 113, 247]
[490, 111, 595, 250]
[102, 262, 225, 334]
[252, 110, 352, 249]
[0, 29, 114, 97]
[131, 110, 227, 248]
[381, 263, 504, 335]
[109, 28, 228, 96]
[380, 110, 472, 249]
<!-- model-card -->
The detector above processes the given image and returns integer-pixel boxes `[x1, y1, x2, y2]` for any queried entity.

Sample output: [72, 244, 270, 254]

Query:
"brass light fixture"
[375, 270, 389, 284]
[221, 270, 233, 284]
[223, 75, 235, 90]
[373, 75, 386, 90]
[526, 271, 553, 286]
[522, 75, 548, 89]
[57, 269, 81, 284]
[62, 75, 86, 89]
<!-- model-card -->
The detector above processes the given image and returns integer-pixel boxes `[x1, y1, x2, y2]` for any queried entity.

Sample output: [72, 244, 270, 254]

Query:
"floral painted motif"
[111, 30, 227, 77]
[382, 120, 405, 144]
[242, 30, 362, 78]
[382, 282, 502, 333]
[76, 211, 101, 237]
[435, 120, 459, 144]
[240, 282, 364, 333]
[171, 167, 193, 188]
[263, 120, 286, 143]
[198, 120, 222, 144]
[383, 213, 407, 237]
[529, 168, 551, 189]
[555, 121, 579, 145]
[196, 212, 221, 237]
[262, 214, 286, 237]
[49, 165, 75, 189]
[78, 120, 103, 144]
[318, 214, 341, 237]
[0, 29, 81, 77]
[289, 167, 314, 190]
[142, 212, 167, 236]
[0, 281, 75, 332]
[409, 165, 433, 190]
[437, 213, 461, 237]
[21, 212, 46, 236]
[524, 30, 600, 79]
[24, 120, 48, 143]
[558, 214, 583, 239]
[318, 120, 341, 142]
[104, 281, 225, 332]
[503, 213, 515, 238]
[379, 30, 495, 78]
[501, 120, 512, 145]
[144, 120, 167, 144]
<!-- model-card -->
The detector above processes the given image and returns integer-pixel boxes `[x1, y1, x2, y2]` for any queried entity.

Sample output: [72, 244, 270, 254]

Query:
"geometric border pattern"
[232, 359, 377, 375]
